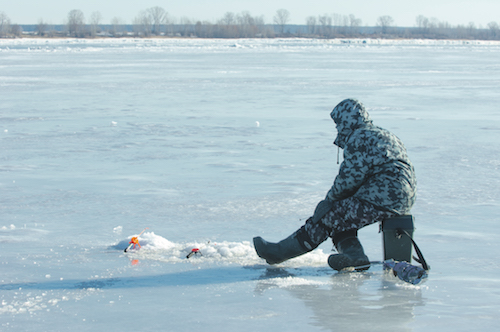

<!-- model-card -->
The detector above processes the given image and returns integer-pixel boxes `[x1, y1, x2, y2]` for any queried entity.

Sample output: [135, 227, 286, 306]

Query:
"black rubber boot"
[253, 227, 313, 265]
[328, 230, 370, 271]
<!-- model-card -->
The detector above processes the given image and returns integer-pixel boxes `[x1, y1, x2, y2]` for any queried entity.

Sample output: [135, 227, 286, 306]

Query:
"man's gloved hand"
[312, 197, 334, 224]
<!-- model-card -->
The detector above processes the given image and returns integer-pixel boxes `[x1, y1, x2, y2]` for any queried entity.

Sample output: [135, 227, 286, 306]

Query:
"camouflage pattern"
[274, 99, 417, 252]
[303, 197, 396, 247]
[327, 99, 417, 215]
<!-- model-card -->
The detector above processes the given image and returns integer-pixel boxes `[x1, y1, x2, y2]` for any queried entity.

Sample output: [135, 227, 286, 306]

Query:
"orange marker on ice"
[186, 248, 202, 259]
[124, 227, 149, 252]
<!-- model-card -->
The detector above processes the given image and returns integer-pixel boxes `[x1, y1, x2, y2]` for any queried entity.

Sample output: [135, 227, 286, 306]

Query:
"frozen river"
[1, 38, 500, 331]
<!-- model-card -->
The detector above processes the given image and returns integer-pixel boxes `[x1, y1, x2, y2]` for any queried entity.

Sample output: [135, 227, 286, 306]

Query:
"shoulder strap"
[398, 229, 430, 271]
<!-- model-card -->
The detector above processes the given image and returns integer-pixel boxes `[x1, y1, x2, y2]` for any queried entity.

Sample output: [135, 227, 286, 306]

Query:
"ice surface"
[1, 38, 500, 331]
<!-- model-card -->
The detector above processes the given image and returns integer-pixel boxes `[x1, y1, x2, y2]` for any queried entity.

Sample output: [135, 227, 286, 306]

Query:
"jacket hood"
[330, 99, 373, 148]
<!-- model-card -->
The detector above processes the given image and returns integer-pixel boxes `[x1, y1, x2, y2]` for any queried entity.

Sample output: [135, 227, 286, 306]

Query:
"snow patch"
[112, 232, 330, 267]
[1, 224, 16, 230]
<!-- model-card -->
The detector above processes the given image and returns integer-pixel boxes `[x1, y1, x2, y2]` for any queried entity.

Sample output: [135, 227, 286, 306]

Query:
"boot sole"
[328, 254, 370, 272]
[338, 263, 371, 272]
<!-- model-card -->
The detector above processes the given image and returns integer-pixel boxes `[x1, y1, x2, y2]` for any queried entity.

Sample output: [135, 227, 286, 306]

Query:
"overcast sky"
[2, 0, 499, 27]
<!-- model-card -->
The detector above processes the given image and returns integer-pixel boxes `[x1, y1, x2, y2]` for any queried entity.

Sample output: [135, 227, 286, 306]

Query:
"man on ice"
[253, 98, 417, 271]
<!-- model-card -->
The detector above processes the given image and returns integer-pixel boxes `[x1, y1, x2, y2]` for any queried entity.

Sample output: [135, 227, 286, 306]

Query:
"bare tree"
[237, 11, 255, 26]
[318, 14, 332, 37]
[349, 14, 362, 29]
[147, 6, 167, 35]
[89, 11, 102, 37]
[437, 20, 452, 36]
[10, 24, 22, 37]
[220, 12, 235, 25]
[0, 11, 11, 37]
[467, 21, 476, 37]
[179, 17, 194, 37]
[110, 17, 125, 36]
[273, 9, 290, 35]
[162, 12, 171, 26]
[331, 13, 342, 27]
[306, 16, 316, 34]
[237, 11, 255, 37]
[487, 21, 499, 38]
[67, 9, 85, 37]
[415, 15, 429, 32]
[36, 18, 47, 36]
[217, 12, 238, 37]
[428, 17, 440, 34]
[254, 15, 268, 37]
[195, 20, 215, 38]
[376, 15, 394, 34]
[164, 15, 176, 36]
[134, 10, 152, 36]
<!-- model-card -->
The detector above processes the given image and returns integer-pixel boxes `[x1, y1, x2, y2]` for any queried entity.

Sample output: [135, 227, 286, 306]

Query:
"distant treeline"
[1, 8, 499, 40]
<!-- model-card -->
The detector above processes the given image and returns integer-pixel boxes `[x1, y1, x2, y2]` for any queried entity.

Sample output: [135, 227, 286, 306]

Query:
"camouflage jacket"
[327, 99, 416, 215]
